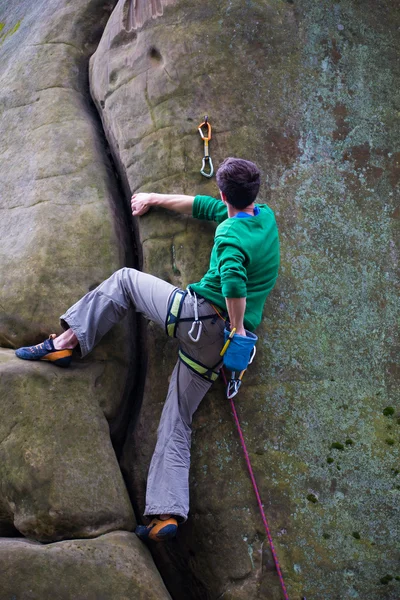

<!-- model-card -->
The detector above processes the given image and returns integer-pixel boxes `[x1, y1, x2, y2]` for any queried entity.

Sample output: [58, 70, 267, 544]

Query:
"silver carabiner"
[227, 378, 241, 399]
[187, 289, 203, 342]
[188, 320, 203, 342]
[248, 345, 256, 365]
[200, 156, 214, 178]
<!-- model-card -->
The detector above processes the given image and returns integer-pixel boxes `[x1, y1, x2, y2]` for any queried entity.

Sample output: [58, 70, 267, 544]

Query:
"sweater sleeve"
[193, 195, 228, 223]
[215, 237, 248, 298]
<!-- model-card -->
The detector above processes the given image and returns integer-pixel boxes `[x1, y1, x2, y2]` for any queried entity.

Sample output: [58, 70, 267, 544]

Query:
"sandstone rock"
[0, 350, 135, 542]
[91, 0, 400, 598]
[0, 0, 138, 466]
[0, 0, 133, 380]
[0, 531, 171, 599]
[0, 1, 168, 595]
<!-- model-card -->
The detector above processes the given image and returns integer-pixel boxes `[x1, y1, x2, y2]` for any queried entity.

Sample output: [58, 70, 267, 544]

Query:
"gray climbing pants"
[60, 268, 225, 521]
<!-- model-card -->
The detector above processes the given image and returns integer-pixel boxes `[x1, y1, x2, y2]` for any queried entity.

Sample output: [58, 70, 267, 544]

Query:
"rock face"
[0, 531, 171, 599]
[0, 1, 170, 597]
[0, 0, 399, 598]
[0, 350, 134, 541]
[90, 1, 400, 599]
[0, 0, 133, 385]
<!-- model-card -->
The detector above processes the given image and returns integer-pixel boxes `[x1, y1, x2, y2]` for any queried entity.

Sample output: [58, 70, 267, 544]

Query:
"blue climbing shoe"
[15, 334, 72, 368]
[135, 517, 178, 542]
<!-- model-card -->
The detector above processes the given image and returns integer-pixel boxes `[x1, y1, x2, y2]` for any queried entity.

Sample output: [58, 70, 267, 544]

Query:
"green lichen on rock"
[331, 442, 345, 451]
[383, 407, 395, 417]
[379, 574, 393, 585]
[0, 19, 21, 44]
[307, 493, 318, 504]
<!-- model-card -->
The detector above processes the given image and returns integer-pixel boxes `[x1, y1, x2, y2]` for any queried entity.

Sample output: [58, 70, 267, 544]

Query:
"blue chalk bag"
[221, 328, 258, 372]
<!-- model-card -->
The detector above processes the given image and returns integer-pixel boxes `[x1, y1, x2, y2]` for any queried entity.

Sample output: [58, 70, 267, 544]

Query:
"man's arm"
[225, 297, 246, 336]
[131, 192, 194, 216]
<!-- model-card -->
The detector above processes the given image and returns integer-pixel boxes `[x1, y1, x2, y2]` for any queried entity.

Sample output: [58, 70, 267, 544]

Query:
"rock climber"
[15, 157, 280, 542]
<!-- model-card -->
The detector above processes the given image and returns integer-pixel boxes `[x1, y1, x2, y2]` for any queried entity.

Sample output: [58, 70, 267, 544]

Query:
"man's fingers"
[131, 192, 152, 216]
[131, 202, 148, 217]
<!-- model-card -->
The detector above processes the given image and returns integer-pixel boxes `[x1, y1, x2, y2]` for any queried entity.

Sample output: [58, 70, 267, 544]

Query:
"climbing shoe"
[15, 334, 72, 368]
[135, 517, 178, 542]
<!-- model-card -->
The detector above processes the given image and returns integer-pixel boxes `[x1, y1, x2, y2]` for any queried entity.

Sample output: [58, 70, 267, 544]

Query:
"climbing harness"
[178, 348, 220, 382]
[198, 116, 214, 178]
[165, 289, 187, 337]
[165, 288, 218, 340]
[165, 288, 223, 382]
[220, 367, 290, 600]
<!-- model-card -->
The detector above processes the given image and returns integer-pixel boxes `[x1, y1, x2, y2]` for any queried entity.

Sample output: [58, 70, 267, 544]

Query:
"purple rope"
[221, 368, 290, 600]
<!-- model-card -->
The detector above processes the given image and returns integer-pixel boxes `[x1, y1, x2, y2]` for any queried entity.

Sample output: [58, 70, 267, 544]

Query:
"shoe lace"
[29, 334, 56, 353]
[30, 342, 44, 353]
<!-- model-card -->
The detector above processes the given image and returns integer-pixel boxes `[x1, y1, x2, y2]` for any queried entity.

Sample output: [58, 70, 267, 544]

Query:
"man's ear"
[219, 190, 228, 203]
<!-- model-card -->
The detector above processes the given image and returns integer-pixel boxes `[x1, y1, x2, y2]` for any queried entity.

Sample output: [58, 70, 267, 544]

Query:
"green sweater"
[189, 195, 280, 331]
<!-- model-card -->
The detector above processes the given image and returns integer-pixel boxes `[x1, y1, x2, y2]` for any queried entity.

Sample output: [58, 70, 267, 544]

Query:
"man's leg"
[15, 267, 177, 365]
[144, 359, 212, 522]
[53, 328, 79, 350]
[142, 294, 225, 531]
[59, 268, 176, 356]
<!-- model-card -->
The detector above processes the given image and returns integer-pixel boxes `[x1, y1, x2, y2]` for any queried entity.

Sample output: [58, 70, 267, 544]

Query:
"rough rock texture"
[0, 0, 136, 532]
[0, 1, 168, 596]
[0, 0, 398, 597]
[90, 1, 400, 599]
[0, 0, 135, 414]
[0, 349, 135, 541]
[0, 531, 171, 599]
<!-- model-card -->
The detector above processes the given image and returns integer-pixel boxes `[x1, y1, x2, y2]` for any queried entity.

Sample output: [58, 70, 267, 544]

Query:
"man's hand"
[234, 326, 247, 337]
[131, 193, 153, 217]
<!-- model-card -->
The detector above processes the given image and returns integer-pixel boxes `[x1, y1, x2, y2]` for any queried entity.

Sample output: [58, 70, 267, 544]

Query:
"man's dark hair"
[216, 157, 261, 209]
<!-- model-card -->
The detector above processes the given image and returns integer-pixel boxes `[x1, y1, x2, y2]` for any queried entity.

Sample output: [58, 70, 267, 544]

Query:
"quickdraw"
[198, 116, 214, 178]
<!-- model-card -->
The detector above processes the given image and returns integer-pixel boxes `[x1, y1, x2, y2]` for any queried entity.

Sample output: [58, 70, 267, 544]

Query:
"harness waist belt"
[190, 292, 228, 320]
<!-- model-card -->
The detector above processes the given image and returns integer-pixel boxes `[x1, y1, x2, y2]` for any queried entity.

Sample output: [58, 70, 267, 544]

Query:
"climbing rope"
[198, 116, 214, 178]
[220, 367, 290, 600]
